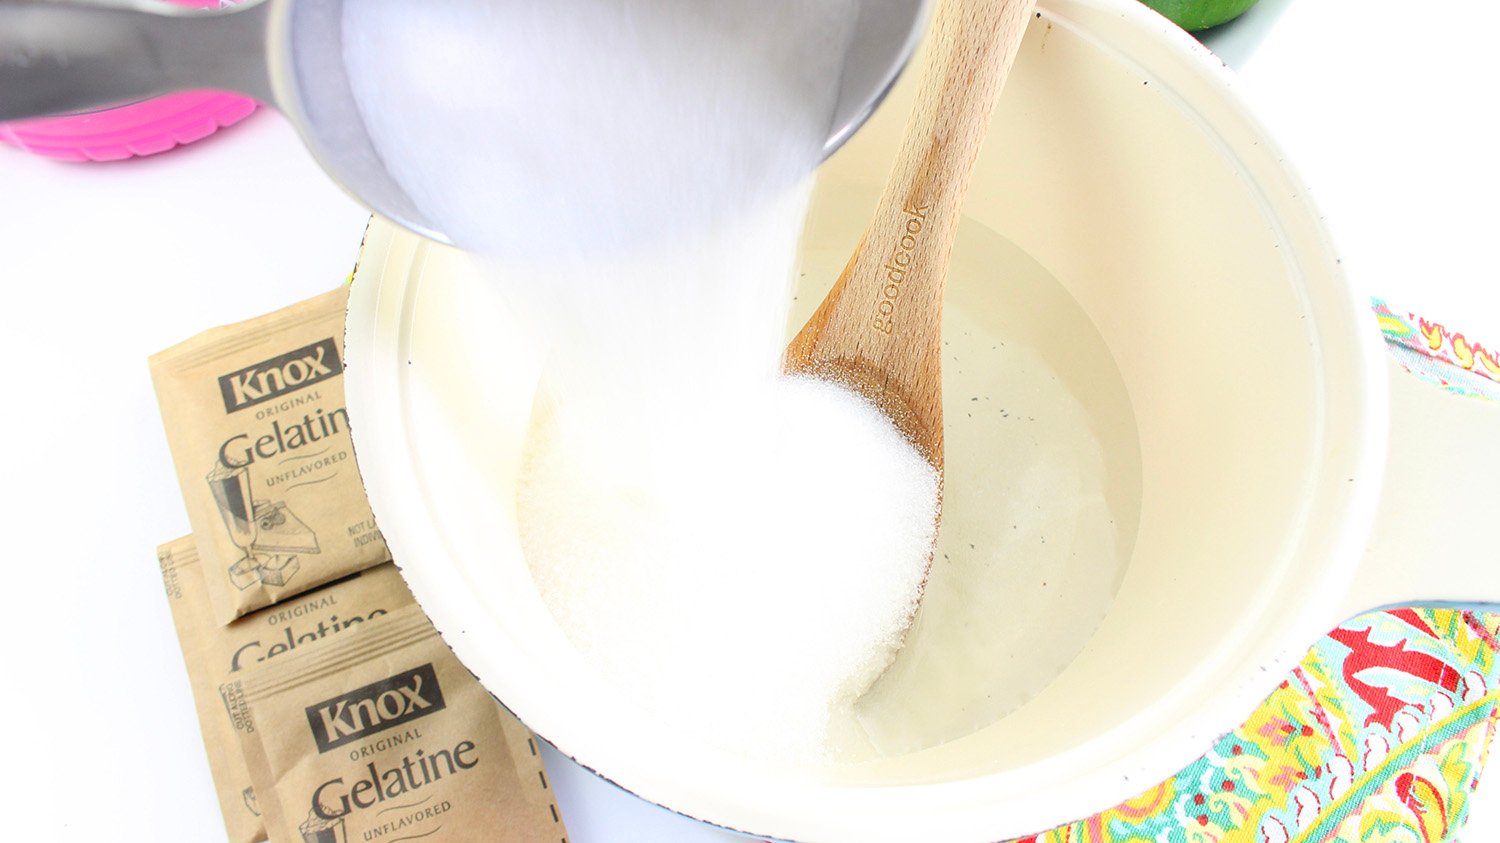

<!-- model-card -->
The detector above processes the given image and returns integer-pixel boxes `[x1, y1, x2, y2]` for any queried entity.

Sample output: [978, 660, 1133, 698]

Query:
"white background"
[0, 0, 1497, 840]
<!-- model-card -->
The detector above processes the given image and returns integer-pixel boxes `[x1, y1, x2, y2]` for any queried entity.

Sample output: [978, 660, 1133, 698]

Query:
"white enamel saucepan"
[342, 0, 1500, 838]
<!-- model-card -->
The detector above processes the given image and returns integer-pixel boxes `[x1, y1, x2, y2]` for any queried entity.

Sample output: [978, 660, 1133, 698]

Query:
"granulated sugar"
[519, 375, 940, 761]
[343, 0, 858, 256]
[502, 191, 941, 763]
[342, 0, 941, 762]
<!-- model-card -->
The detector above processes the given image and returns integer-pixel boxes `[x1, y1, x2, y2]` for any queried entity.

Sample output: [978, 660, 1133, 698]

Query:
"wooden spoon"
[785, 0, 1038, 473]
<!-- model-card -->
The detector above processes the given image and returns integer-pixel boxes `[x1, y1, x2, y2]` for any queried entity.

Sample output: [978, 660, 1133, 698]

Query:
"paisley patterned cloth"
[1374, 300, 1500, 403]
[1013, 302, 1500, 843]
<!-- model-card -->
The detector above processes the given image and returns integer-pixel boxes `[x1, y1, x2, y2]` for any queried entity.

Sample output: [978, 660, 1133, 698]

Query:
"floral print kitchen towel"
[1019, 608, 1498, 843]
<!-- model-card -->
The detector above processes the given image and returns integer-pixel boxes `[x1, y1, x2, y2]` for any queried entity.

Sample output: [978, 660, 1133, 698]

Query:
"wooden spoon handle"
[786, 0, 1037, 468]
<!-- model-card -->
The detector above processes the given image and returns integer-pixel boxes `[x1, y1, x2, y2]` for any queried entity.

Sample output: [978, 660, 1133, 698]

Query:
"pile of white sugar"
[343, 0, 941, 762]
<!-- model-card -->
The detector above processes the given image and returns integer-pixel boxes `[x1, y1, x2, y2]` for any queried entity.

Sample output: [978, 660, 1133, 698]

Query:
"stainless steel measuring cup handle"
[0, 0, 273, 122]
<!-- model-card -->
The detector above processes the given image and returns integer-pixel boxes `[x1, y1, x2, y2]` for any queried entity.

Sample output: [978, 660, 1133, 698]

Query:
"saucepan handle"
[1339, 356, 1500, 619]
[0, 0, 272, 123]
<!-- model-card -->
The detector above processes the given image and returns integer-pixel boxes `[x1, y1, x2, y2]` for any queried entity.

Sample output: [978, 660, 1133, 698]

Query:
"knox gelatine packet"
[227, 605, 566, 842]
[157, 536, 417, 843]
[151, 287, 388, 624]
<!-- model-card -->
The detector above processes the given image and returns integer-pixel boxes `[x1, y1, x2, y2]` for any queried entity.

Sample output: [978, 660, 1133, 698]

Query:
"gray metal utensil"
[0, 0, 929, 244]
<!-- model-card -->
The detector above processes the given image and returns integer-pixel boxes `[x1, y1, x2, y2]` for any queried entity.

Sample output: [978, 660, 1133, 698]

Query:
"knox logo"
[305, 664, 447, 753]
[218, 338, 342, 413]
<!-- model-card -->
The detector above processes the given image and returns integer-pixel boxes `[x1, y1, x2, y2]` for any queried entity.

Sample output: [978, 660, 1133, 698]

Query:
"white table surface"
[1, 2, 1496, 840]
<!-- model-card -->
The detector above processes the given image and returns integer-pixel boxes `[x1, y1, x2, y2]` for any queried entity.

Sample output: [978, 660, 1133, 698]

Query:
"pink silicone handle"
[0, 0, 257, 161]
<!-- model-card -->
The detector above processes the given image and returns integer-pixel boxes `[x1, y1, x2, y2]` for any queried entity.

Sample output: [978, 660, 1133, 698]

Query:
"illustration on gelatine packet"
[243, 786, 260, 818]
[302, 809, 348, 843]
[207, 462, 321, 590]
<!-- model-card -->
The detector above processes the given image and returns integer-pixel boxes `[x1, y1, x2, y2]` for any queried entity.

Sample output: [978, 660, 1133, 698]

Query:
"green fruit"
[1136, 0, 1260, 31]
